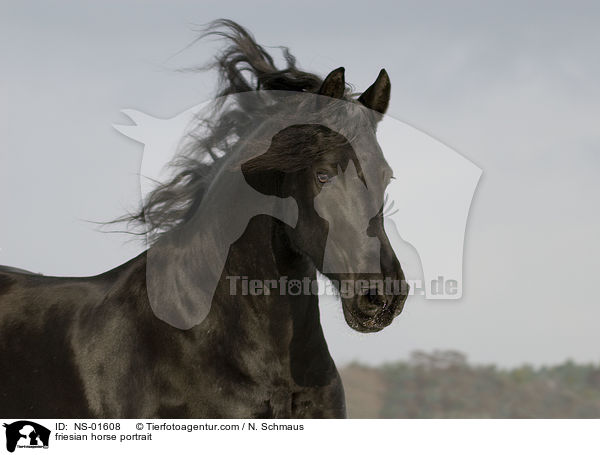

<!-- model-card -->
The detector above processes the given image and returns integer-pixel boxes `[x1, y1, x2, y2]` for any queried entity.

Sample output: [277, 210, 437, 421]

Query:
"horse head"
[240, 68, 408, 332]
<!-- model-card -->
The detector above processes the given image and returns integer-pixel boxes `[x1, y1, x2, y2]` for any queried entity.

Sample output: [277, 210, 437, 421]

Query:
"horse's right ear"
[318, 67, 345, 99]
[358, 69, 391, 115]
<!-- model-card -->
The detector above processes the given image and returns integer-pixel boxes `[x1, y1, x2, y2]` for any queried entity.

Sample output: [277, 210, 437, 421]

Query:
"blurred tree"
[339, 351, 600, 418]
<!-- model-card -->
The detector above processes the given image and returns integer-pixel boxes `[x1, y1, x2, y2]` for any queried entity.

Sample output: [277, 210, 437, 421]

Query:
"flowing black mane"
[120, 19, 357, 242]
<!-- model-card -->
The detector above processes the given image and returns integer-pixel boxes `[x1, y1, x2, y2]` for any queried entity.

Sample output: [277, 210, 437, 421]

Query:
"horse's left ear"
[319, 67, 346, 99]
[358, 69, 391, 115]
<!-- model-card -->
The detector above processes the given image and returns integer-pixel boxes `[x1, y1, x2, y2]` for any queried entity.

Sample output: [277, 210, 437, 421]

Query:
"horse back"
[0, 259, 140, 418]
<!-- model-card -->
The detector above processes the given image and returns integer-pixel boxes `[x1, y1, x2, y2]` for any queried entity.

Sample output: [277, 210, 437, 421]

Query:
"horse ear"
[318, 67, 345, 99]
[358, 69, 391, 114]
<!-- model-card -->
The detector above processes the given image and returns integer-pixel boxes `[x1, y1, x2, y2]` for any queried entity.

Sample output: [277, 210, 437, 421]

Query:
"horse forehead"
[353, 141, 391, 183]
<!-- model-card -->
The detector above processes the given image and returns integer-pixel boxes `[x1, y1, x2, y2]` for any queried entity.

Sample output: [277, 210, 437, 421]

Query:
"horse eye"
[317, 172, 330, 184]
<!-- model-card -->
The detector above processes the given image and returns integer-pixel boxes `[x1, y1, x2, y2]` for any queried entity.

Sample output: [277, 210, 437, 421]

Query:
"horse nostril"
[365, 289, 378, 304]
[359, 288, 386, 317]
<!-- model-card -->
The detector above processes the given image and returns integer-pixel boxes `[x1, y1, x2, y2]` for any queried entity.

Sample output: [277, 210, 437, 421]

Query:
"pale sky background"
[1, 0, 599, 367]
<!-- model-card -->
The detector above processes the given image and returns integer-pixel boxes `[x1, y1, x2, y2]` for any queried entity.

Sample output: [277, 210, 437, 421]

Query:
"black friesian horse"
[0, 20, 407, 418]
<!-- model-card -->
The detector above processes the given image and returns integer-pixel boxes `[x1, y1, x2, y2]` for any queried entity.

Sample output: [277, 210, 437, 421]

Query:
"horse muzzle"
[342, 282, 408, 333]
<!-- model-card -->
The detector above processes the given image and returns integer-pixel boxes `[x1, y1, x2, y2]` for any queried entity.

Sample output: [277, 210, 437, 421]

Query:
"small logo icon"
[3, 421, 50, 453]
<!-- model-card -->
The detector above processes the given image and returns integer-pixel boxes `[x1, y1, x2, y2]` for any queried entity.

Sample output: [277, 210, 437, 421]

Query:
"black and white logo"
[2, 421, 50, 452]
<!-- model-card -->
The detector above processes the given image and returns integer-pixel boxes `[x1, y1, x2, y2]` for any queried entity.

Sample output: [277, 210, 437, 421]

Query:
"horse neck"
[212, 214, 324, 347]
[137, 210, 330, 377]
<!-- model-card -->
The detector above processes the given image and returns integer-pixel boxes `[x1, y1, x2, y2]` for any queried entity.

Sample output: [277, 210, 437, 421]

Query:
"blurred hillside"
[340, 351, 600, 418]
